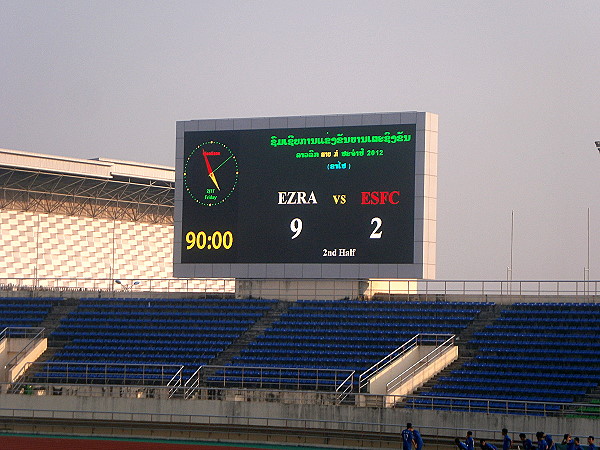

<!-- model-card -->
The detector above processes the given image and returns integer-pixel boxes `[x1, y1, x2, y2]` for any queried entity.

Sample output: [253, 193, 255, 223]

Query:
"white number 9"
[290, 218, 302, 239]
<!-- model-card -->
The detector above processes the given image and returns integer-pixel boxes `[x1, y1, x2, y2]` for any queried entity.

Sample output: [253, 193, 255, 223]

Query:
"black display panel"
[181, 124, 416, 264]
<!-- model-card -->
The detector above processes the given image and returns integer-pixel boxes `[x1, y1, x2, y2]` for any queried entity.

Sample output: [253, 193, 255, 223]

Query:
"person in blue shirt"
[537, 432, 548, 450]
[588, 436, 596, 450]
[546, 434, 555, 450]
[563, 434, 575, 450]
[402, 423, 415, 450]
[480, 439, 497, 450]
[410, 425, 424, 450]
[573, 437, 583, 450]
[466, 431, 475, 450]
[456, 438, 468, 450]
[502, 428, 512, 450]
[519, 433, 533, 450]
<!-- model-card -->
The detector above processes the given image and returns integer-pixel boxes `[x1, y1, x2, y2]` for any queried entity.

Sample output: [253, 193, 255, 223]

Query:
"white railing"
[2, 327, 45, 373]
[386, 334, 455, 392]
[1, 277, 599, 299]
[358, 335, 420, 392]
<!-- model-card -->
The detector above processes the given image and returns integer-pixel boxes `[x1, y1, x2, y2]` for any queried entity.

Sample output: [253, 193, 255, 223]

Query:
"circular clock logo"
[184, 140, 239, 206]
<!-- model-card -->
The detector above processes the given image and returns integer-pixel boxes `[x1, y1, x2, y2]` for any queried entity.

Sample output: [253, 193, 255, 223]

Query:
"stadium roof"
[0, 148, 174, 224]
[0, 148, 174, 182]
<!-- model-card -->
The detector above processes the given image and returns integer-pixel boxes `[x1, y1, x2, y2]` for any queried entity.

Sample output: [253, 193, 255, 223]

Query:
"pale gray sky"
[1, 1, 599, 280]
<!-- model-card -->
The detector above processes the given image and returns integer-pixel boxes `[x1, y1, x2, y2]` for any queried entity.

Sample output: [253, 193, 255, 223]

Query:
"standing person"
[565, 434, 575, 450]
[519, 433, 533, 450]
[502, 428, 512, 450]
[411, 425, 424, 450]
[537, 432, 548, 450]
[573, 437, 583, 450]
[588, 436, 596, 450]
[456, 438, 468, 450]
[402, 423, 415, 450]
[480, 439, 497, 450]
[546, 434, 555, 450]
[466, 431, 475, 450]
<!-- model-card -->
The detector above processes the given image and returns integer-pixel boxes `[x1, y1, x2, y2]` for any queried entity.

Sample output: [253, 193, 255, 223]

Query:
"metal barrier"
[1, 277, 600, 298]
[184, 365, 355, 395]
[12, 362, 185, 390]
[2, 327, 45, 373]
[386, 334, 455, 392]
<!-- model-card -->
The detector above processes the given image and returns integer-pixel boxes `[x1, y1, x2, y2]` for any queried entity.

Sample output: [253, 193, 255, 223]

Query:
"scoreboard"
[174, 112, 437, 279]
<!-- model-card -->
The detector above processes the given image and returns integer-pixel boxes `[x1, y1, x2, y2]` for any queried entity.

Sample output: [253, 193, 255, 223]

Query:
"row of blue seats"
[233, 355, 374, 367]
[452, 369, 600, 382]
[472, 340, 600, 347]
[502, 309, 600, 316]
[513, 301, 600, 308]
[469, 354, 600, 366]
[473, 331, 600, 339]
[437, 376, 595, 389]
[485, 323, 600, 332]
[295, 300, 493, 306]
[284, 308, 481, 315]
[52, 326, 247, 339]
[256, 334, 421, 343]
[241, 348, 389, 358]
[63, 311, 263, 323]
[496, 317, 600, 324]
[218, 368, 351, 378]
[62, 317, 255, 324]
[247, 341, 396, 351]
[71, 336, 239, 344]
[76, 305, 271, 312]
[80, 298, 277, 303]
[53, 353, 217, 363]
[63, 343, 231, 352]
[479, 347, 600, 356]
[270, 322, 468, 329]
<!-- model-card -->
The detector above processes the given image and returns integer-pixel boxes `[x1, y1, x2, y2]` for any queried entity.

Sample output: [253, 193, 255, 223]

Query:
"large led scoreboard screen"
[174, 112, 437, 279]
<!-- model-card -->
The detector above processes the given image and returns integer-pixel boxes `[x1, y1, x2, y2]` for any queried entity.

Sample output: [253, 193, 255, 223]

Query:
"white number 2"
[370, 217, 382, 239]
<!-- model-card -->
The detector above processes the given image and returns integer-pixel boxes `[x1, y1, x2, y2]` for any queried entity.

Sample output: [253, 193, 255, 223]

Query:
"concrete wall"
[1, 393, 598, 440]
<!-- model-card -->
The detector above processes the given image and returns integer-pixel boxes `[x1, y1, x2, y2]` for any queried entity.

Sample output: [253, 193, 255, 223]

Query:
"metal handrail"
[358, 334, 420, 392]
[193, 364, 355, 392]
[2, 327, 45, 371]
[1, 277, 600, 298]
[386, 334, 455, 392]
[13, 361, 185, 387]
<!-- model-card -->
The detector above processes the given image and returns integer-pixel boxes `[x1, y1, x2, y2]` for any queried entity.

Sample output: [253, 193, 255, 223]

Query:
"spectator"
[519, 433, 533, 450]
[402, 423, 415, 450]
[466, 431, 475, 450]
[480, 439, 498, 450]
[546, 434, 556, 450]
[456, 438, 468, 450]
[502, 428, 512, 450]
[587, 436, 595, 450]
[573, 437, 583, 450]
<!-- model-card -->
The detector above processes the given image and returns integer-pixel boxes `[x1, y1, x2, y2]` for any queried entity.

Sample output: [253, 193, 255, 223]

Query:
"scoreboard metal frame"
[174, 112, 437, 279]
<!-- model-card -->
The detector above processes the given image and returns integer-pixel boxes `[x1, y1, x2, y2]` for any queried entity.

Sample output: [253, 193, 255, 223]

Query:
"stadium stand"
[409, 302, 600, 413]
[34, 297, 277, 383]
[0, 297, 61, 328]
[224, 299, 491, 388]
